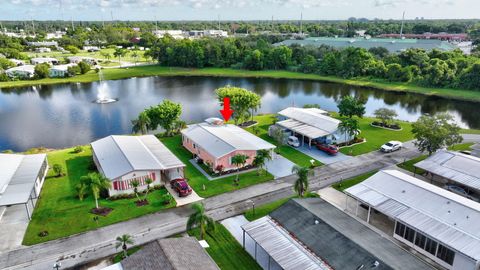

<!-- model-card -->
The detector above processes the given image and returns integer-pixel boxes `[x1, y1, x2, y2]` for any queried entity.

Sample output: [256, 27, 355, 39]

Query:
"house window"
[193, 143, 196, 149]
[436, 244, 455, 265]
[425, 238, 438, 256]
[395, 222, 406, 238]
[414, 232, 427, 249]
[404, 226, 416, 243]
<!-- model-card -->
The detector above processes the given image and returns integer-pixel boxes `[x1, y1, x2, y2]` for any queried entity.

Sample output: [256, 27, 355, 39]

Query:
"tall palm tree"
[113, 48, 127, 67]
[77, 172, 111, 209]
[131, 111, 151, 135]
[130, 180, 140, 200]
[254, 149, 272, 175]
[115, 234, 134, 259]
[231, 154, 248, 185]
[144, 178, 153, 199]
[252, 155, 265, 176]
[292, 166, 312, 197]
[186, 203, 215, 240]
[338, 117, 359, 144]
[131, 50, 139, 66]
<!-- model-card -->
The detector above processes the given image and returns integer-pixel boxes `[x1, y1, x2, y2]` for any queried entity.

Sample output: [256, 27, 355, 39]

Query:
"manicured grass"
[23, 147, 175, 245]
[189, 223, 262, 270]
[245, 114, 322, 167]
[2, 66, 480, 103]
[332, 171, 378, 191]
[448, 142, 474, 151]
[160, 135, 274, 198]
[337, 115, 414, 156]
[112, 246, 142, 263]
[244, 197, 292, 221]
[462, 129, 480, 135]
[397, 155, 428, 174]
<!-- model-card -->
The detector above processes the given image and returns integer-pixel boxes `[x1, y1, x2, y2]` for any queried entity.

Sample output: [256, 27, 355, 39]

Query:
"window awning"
[277, 119, 330, 139]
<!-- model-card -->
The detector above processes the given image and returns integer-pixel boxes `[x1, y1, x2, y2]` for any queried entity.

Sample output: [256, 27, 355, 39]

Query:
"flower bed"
[371, 121, 402, 130]
[337, 137, 366, 148]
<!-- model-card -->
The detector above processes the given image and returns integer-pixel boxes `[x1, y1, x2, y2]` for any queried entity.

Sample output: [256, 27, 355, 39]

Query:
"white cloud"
[373, 0, 455, 7]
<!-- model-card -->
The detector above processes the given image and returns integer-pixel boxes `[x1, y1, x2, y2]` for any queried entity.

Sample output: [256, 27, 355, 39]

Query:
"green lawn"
[337, 115, 414, 156]
[160, 135, 274, 198]
[448, 142, 474, 151]
[245, 114, 322, 168]
[26, 48, 150, 65]
[397, 155, 428, 174]
[332, 171, 378, 191]
[244, 197, 292, 221]
[23, 147, 175, 245]
[189, 223, 261, 270]
[112, 246, 142, 263]
[2, 66, 480, 103]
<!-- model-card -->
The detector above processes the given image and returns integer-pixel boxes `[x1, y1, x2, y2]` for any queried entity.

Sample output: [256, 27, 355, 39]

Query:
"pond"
[0, 76, 478, 151]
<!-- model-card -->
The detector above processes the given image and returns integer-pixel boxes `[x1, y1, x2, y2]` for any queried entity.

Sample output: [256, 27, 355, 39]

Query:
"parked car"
[170, 178, 193, 197]
[380, 141, 403, 153]
[444, 184, 479, 202]
[287, 136, 300, 147]
[316, 143, 339, 155]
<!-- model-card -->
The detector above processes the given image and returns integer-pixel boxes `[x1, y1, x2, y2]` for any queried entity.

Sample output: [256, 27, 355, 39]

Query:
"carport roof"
[0, 153, 47, 206]
[91, 135, 185, 180]
[345, 170, 480, 261]
[277, 107, 340, 138]
[415, 150, 480, 191]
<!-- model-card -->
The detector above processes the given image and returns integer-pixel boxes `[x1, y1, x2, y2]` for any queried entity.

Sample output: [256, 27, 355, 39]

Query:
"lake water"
[0, 76, 478, 151]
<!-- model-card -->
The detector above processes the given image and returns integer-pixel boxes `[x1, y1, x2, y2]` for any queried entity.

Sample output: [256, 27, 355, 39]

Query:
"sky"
[1, 0, 479, 21]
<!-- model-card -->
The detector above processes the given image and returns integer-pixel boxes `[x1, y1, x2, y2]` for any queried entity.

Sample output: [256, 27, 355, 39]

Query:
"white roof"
[277, 107, 340, 138]
[242, 216, 331, 270]
[0, 153, 47, 206]
[50, 64, 76, 71]
[415, 150, 480, 191]
[181, 122, 276, 158]
[91, 135, 185, 180]
[6, 65, 35, 74]
[345, 170, 480, 261]
[31, 57, 58, 63]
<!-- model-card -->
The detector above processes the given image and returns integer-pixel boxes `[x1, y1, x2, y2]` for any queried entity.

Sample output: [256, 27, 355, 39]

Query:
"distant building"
[378, 33, 468, 41]
[181, 118, 276, 171]
[117, 237, 220, 270]
[45, 31, 66, 39]
[130, 37, 141, 43]
[83, 46, 100, 52]
[30, 57, 59, 65]
[203, 30, 228, 38]
[275, 37, 458, 53]
[0, 153, 48, 220]
[27, 41, 58, 47]
[242, 198, 434, 270]
[35, 47, 51, 53]
[49, 64, 76, 78]
[346, 170, 480, 270]
[5, 65, 35, 79]
[272, 107, 353, 146]
[8, 59, 25, 66]
[67, 56, 98, 65]
[91, 135, 185, 196]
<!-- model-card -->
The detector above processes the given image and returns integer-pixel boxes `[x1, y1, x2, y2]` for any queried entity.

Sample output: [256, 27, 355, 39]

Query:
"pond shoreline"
[1, 65, 480, 103]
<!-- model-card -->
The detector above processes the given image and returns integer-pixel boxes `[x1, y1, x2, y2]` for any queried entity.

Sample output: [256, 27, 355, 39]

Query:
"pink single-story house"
[181, 118, 276, 171]
[91, 135, 185, 196]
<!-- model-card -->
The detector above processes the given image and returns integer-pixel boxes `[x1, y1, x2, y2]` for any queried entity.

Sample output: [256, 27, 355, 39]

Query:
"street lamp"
[53, 263, 61, 270]
[246, 199, 255, 217]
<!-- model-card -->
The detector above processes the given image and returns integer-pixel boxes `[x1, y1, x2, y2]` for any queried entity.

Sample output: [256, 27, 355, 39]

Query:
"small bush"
[73, 145, 84, 153]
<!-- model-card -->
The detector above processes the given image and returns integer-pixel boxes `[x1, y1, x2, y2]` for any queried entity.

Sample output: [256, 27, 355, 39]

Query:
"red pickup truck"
[316, 144, 339, 155]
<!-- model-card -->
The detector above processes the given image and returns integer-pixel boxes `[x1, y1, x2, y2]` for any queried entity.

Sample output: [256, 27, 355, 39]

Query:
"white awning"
[277, 119, 330, 139]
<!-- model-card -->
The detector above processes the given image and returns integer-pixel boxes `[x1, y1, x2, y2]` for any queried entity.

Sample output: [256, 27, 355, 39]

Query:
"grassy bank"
[23, 146, 176, 245]
[2, 66, 480, 103]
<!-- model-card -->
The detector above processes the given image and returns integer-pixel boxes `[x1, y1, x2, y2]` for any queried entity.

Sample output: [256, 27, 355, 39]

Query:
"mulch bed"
[135, 199, 149, 207]
[238, 121, 258, 128]
[90, 207, 113, 216]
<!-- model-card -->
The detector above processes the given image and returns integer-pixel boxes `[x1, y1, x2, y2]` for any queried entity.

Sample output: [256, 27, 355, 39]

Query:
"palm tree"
[252, 155, 265, 176]
[100, 52, 111, 61]
[131, 180, 140, 200]
[77, 172, 112, 209]
[186, 203, 215, 240]
[115, 234, 134, 259]
[131, 50, 139, 66]
[113, 48, 127, 67]
[292, 166, 312, 198]
[338, 117, 360, 144]
[231, 154, 248, 185]
[131, 111, 151, 135]
[254, 149, 272, 175]
[144, 178, 153, 199]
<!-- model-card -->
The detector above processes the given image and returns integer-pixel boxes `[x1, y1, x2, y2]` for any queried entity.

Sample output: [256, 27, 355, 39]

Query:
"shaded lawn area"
[245, 114, 322, 168]
[160, 135, 274, 198]
[335, 114, 414, 156]
[332, 171, 378, 192]
[23, 147, 175, 245]
[397, 155, 428, 174]
[189, 223, 261, 270]
[244, 197, 292, 221]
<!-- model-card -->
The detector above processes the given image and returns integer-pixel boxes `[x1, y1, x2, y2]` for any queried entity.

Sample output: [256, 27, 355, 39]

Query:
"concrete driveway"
[265, 155, 295, 179]
[296, 144, 352, 165]
[164, 184, 204, 207]
[0, 205, 30, 252]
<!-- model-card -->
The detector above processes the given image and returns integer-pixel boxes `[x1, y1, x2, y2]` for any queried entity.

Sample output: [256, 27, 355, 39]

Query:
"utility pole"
[271, 15, 274, 32]
[400, 11, 405, 38]
[71, 17, 75, 32]
[110, 10, 114, 25]
[300, 12, 303, 35]
[217, 14, 220, 31]
[155, 16, 158, 31]
[32, 19, 36, 36]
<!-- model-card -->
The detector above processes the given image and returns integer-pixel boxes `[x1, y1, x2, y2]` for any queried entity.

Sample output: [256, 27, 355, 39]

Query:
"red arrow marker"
[219, 97, 234, 122]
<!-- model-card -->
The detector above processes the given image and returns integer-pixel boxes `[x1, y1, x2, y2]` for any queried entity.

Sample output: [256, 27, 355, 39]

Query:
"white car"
[380, 141, 403, 152]
[287, 136, 300, 147]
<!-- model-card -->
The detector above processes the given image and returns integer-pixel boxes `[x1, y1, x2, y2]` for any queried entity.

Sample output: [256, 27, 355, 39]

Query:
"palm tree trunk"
[123, 245, 128, 258]
[95, 196, 99, 209]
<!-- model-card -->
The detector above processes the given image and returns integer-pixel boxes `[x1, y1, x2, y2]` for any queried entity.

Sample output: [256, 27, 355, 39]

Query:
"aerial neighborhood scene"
[2, 1, 480, 270]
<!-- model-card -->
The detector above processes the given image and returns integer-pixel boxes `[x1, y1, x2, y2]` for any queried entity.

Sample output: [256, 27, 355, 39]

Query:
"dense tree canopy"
[215, 86, 261, 124]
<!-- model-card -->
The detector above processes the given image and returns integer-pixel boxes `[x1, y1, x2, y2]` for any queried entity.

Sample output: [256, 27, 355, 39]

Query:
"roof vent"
[314, 219, 319, 225]
[401, 190, 406, 193]
[467, 215, 469, 219]
[371, 260, 380, 268]
[205, 117, 224, 126]
[448, 210, 451, 213]
[446, 201, 450, 204]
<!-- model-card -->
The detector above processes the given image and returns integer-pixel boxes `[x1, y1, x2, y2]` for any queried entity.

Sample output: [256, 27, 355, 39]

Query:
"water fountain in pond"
[94, 70, 117, 104]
